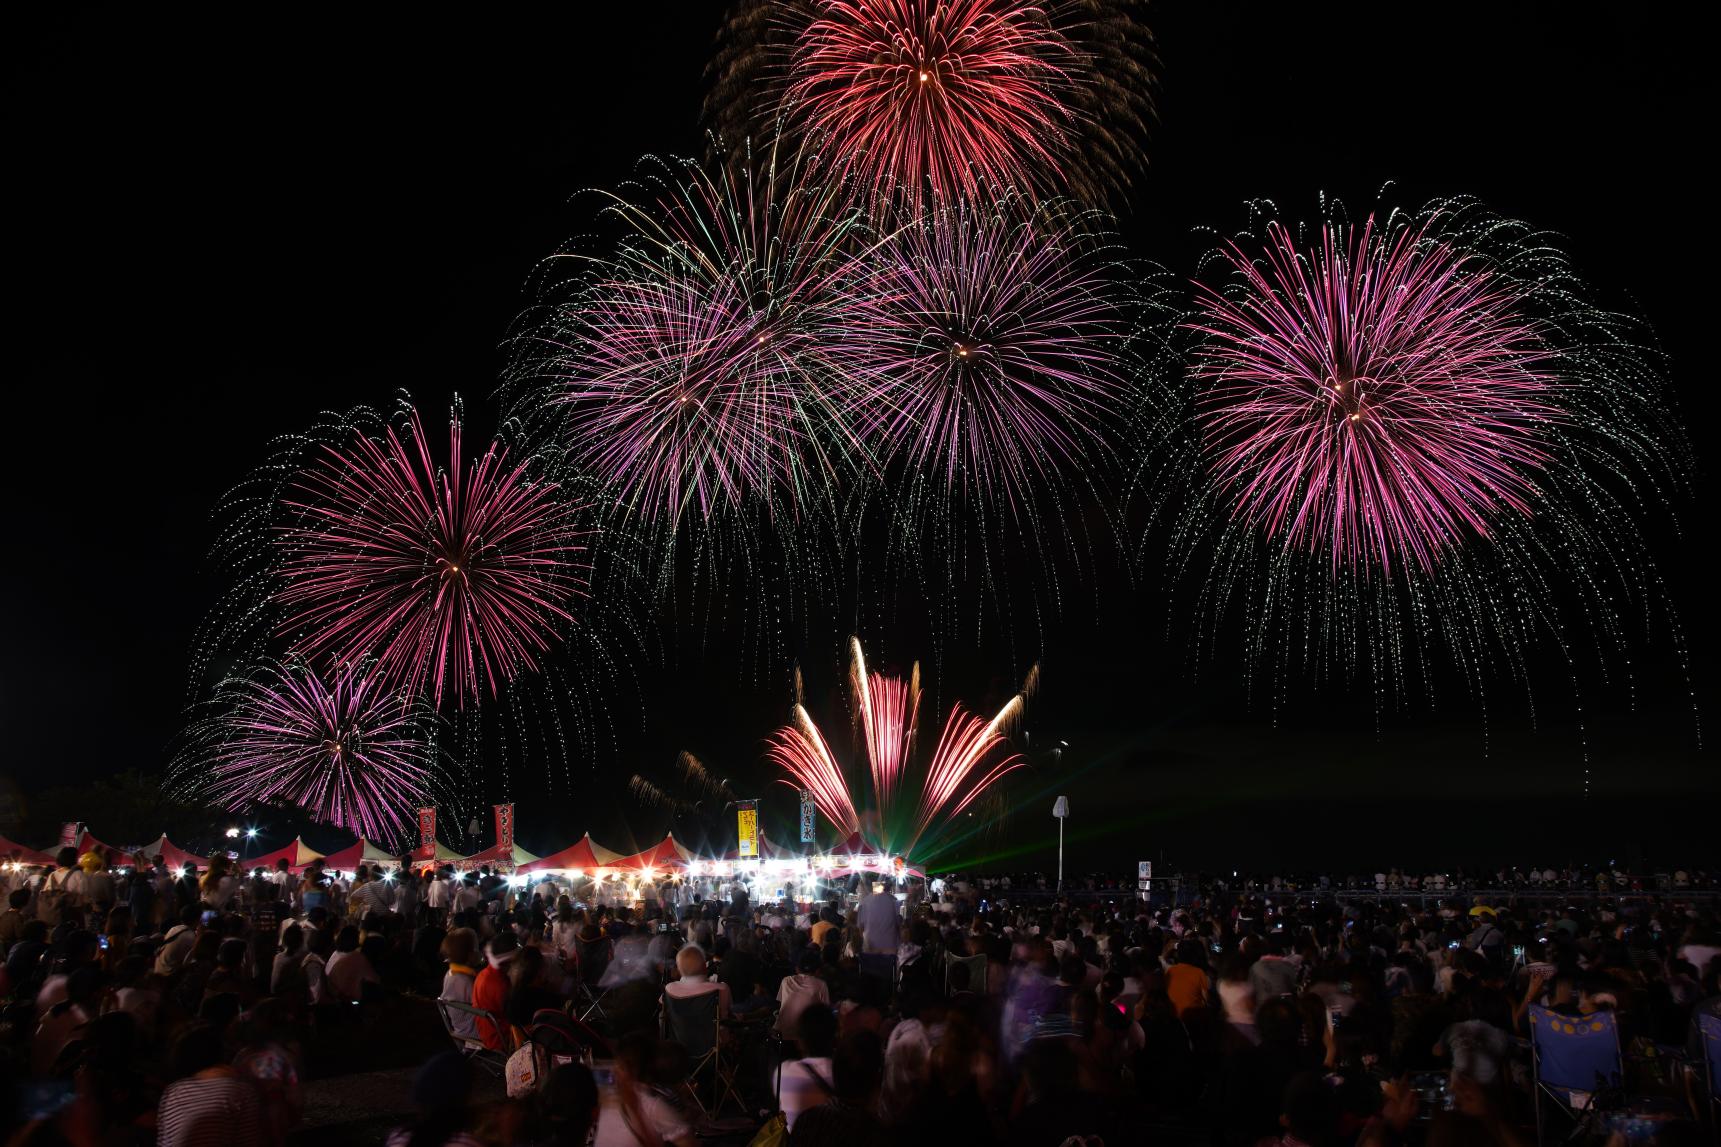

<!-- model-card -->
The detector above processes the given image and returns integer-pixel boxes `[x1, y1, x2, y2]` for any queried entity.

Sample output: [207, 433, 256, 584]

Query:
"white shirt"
[774, 973, 830, 1039]
[326, 949, 378, 1002]
[427, 877, 451, 909]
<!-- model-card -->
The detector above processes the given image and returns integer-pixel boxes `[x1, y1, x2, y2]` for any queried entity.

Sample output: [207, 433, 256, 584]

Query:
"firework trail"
[766, 637, 1031, 857]
[1157, 195, 1690, 716]
[180, 660, 438, 844]
[705, 0, 1156, 208]
[274, 405, 588, 710]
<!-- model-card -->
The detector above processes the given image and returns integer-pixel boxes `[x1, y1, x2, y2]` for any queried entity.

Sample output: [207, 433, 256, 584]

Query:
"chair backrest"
[945, 952, 987, 994]
[664, 987, 720, 1057]
[439, 998, 490, 1051]
[1528, 1005, 1621, 1091]
[576, 937, 610, 989]
[1699, 1010, 1721, 1096]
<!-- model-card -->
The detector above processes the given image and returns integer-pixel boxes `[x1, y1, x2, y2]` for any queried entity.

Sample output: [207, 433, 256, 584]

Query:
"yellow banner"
[737, 805, 758, 858]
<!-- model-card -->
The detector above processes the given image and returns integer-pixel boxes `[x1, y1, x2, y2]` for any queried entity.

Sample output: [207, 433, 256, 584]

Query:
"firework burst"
[182, 660, 438, 843]
[766, 637, 1030, 859]
[275, 405, 587, 709]
[1159, 195, 1689, 711]
[510, 142, 870, 534]
[831, 194, 1134, 529]
[706, 0, 1156, 208]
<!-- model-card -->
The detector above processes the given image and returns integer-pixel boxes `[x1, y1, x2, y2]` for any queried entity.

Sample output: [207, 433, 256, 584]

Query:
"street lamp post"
[1052, 796, 1069, 891]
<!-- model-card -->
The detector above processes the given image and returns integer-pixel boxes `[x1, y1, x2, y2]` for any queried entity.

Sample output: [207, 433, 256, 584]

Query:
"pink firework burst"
[530, 148, 867, 527]
[198, 661, 435, 843]
[1191, 215, 1561, 576]
[275, 408, 586, 708]
[831, 196, 1129, 518]
[787, 0, 1077, 205]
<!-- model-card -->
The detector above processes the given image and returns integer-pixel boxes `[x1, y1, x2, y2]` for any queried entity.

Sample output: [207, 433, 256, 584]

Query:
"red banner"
[493, 804, 514, 854]
[414, 808, 436, 859]
[58, 822, 81, 849]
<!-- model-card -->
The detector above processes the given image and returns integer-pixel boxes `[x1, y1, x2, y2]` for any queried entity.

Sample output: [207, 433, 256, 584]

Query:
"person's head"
[797, 946, 821, 975]
[7, 888, 28, 911]
[64, 929, 101, 968]
[281, 923, 304, 955]
[169, 1023, 226, 1080]
[334, 925, 360, 954]
[831, 1029, 886, 1104]
[411, 1050, 474, 1120]
[509, 945, 544, 990]
[307, 927, 334, 958]
[536, 1063, 599, 1147]
[799, 1003, 838, 1059]
[217, 937, 247, 970]
[675, 944, 708, 979]
[55, 846, 78, 870]
[441, 927, 477, 967]
[488, 930, 519, 961]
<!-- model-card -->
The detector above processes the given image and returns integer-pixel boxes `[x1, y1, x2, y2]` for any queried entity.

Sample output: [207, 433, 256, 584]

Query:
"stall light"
[566, 868, 584, 879]
[509, 874, 528, 887]
[643, 868, 657, 881]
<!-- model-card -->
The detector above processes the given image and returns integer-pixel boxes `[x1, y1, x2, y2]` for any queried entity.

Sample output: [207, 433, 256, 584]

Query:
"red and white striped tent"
[609, 833, 695, 871]
[75, 831, 136, 868]
[516, 833, 624, 875]
[245, 837, 326, 874]
[0, 835, 54, 866]
[319, 838, 402, 871]
[133, 834, 209, 870]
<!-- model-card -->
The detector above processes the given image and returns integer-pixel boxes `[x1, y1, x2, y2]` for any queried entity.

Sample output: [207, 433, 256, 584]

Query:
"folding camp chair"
[438, 999, 508, 1077]
[574, 935, 612, 1022]
[1700, 1012, 1721, 1135]
[663, 989, 741, 1117]
[1528, 1004, 1622, 1145]
[944, 952, 987, 996]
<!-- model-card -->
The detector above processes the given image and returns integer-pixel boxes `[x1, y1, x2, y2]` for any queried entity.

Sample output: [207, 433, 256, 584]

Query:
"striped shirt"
[157, 1071, 261, 1147]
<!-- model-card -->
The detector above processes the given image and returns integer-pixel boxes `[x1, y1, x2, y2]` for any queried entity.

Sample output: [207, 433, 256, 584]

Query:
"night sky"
[6, 5, 1712, 873]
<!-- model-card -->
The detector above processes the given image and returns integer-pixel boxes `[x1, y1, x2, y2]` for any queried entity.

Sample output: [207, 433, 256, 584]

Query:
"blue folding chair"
[1528, 1004, 1622, 1145]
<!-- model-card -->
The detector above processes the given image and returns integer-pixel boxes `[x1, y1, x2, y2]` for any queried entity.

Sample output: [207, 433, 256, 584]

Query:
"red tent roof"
[517, 834, 624, 874]
[135, 834, 209, 870]
[319, 839, 401, 870]
[76, 832, 135, 868]
[246, 837, 326, 873]
[0, 835, 54, 866]
[454, 841, 540, 871]
[610, 833, 694, 870]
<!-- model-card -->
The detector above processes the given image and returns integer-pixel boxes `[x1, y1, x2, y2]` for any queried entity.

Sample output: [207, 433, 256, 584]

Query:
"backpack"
[35, 869, 76, 923]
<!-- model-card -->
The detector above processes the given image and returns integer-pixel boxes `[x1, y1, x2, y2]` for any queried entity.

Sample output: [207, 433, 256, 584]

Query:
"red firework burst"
[1191, 215, 1561, 576]
[275, 408, 586, 708]
[788, 0, 1078, 204]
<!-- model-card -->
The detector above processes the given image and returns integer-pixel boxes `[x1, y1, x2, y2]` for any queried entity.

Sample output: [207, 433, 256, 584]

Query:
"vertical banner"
[736, 800, 758, 859]
[59, 822, 81, 849]
[799, 790, 816, 843]
[494, 804, 514, 854]
[416, 808, 436, 859]
[1138, 860, 1152, 901]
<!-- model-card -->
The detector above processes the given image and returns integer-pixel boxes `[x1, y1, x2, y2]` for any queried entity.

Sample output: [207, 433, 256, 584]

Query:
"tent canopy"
[76, 831, 135, 868]
[0, 835, 54, 866]
[245, 837, 326, 874]
[517, 834, 624, 875]
[455, 841, 540, 872]
[610, 833, 694, 871]
[134, 834, 209, 870]
[320, 839, 402, 871]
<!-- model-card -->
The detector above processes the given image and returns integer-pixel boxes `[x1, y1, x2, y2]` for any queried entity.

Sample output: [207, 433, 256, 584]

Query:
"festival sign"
[494, 804, 514, 853]
[799, 789, 815, 843]
[736, 800, 758, 858]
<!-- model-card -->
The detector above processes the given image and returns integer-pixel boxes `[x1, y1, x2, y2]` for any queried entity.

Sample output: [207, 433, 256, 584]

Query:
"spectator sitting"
[663, 944, 731, 1019]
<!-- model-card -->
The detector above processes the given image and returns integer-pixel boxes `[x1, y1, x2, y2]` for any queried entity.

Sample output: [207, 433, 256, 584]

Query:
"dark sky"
[5, 5, 1712, 873]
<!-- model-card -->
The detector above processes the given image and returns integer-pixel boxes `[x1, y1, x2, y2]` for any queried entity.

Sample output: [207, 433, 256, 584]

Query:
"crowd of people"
[944, 868, 1721, 899]
[2, 842, 1720, 1146]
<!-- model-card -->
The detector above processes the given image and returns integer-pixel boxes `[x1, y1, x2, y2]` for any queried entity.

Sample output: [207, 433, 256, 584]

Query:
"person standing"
[426, 867, 452, 927]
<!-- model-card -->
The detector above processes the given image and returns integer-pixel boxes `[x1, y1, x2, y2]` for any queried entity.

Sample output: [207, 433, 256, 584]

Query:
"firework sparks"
[186, 660, 436, 843]
[830, 194, 1133, 528]
[706, 0, 1156, 208]
[512, 143, 869, 531]
[274, 406, 587, 710]
[766, 638, 1029, 857]
[1161, 195, 1690, 706]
